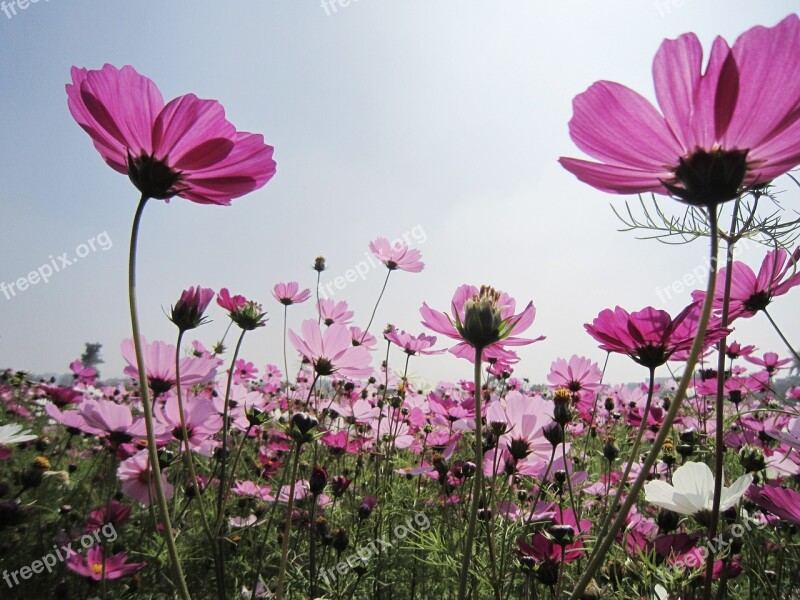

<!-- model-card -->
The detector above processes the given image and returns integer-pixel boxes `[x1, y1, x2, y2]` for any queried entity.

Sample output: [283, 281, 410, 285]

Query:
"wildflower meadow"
[3, 4, 800, 600]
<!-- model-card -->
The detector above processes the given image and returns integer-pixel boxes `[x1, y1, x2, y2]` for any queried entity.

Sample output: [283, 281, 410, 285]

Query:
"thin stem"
[214, 328, 248, 592]
[174, 329, 221, 598]
[703, 203, 739, 600]
[568, 207, 719, 600]
[216, 328, 248, 528]
[283, 305, 290, 389]
[361, 269, 392, 342]
[127, 196, 191, 600]
[763, 309, 800, 363]
[276, 444, 303, 600]
[591, 366, 656, 551]
[458, 347, 484, 600]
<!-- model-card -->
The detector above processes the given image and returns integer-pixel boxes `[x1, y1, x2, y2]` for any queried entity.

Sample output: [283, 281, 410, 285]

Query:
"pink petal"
[152, 94, 236, 169]
[567, 80, 682, 170]
[558, 157, 668, 195]
[653, 32, 704, 150]
[67, 64, 163, 171]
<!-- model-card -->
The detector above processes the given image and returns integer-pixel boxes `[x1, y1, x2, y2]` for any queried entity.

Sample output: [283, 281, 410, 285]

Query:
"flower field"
[3, 10, 800, 600]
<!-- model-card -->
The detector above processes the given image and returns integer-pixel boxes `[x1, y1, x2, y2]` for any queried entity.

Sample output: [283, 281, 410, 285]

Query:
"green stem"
[361, 269, 392, 343]
[763, 309, 800, 364]
[458, 347, 484, 600]
[214, 327, 247, 592]
[591, 366, 656, 550]
[276, 444, 303, 600]
[568, 207, 719, 600]
[174, 329, 222, 598]
[703, 204, 739, 600]
[127, 196, 191, 600]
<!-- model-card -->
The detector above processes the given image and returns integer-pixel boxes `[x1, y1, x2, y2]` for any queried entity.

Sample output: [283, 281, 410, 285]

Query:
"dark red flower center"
[634, 346, 667, 369]
[127, 152, 185, 200]
[743, 290, 771, 313]
[663, 148, 749, 207]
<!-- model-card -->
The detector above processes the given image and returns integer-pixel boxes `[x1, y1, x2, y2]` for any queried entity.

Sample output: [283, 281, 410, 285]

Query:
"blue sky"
[1, 0, 798, 386]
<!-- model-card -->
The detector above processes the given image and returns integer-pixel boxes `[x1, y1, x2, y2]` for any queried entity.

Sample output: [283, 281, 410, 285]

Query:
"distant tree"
[80, 343, 104, 370]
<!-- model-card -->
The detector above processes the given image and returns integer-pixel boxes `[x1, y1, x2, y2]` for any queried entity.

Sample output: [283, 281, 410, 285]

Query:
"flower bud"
[331, 475, 351, 497]
[548, 523, 575, 546]
[312, 256, 327, 272]
[309, 465, 328, 496]
[543, 421, 563, 447]
[332, 528, 349, 552]
[553, 389, 573, 426]
[358, 496, 378, 520]
[459, 286, 504, 349]
[739, 445, 766, 473]
[169, 286, 214, 331]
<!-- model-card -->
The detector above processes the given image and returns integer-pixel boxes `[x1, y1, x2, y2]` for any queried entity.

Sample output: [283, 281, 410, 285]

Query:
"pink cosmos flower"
[289, 320, 372, 379]
[67, 545, 145, 581]
[516, 508, 591, 565]
[560, 15, 800, 206]
[273, 281, 311, 306]
[79, 399, 154, 444]
[233, 359, 259, 384]
[584, 303, 729, 370]
[318, 299, 354, 326]
[155, 395, 222, 455]
[384, 325, 444, 356]
[547, 355, 603, 395]
[744, 351, 792, 374]
[748, 483, 800, 525]
[369, 237, 424, 273]
[692, 247, 800, 321]
[725, 341, 756, 360]
[121, 337, 219, 397]
[349, 326, 377, 349]
[217, 288, 267, 330]
[118, 449, 174, 504]
[67, 64, 276, 205]
[86, 500, 132, 531]
[70, 359, 97, 384]
[420, 284, 544, 362]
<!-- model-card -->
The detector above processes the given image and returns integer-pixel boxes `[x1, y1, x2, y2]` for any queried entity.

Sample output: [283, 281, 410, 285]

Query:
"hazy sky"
[1, 0, 798, 388]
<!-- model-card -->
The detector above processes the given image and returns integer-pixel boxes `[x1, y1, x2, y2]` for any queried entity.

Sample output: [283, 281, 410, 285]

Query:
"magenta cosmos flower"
[420, 285, 543, 360]
[289, 319, 372, 379]
[560, 15, 800, 206]
[692, 246, 800, 320]
[585, 303, 729, 370]
[748, 483, 800, 526]
[67, 545, 145, 581]
[273, 281, 311, 306]
[67, 64, 276, 204]
[369, 237, 424, 273]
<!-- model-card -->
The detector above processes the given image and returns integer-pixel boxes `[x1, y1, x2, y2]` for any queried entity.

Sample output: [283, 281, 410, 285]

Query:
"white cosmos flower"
[0, 423, 37, 446]
[643, 461, 752, 516]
